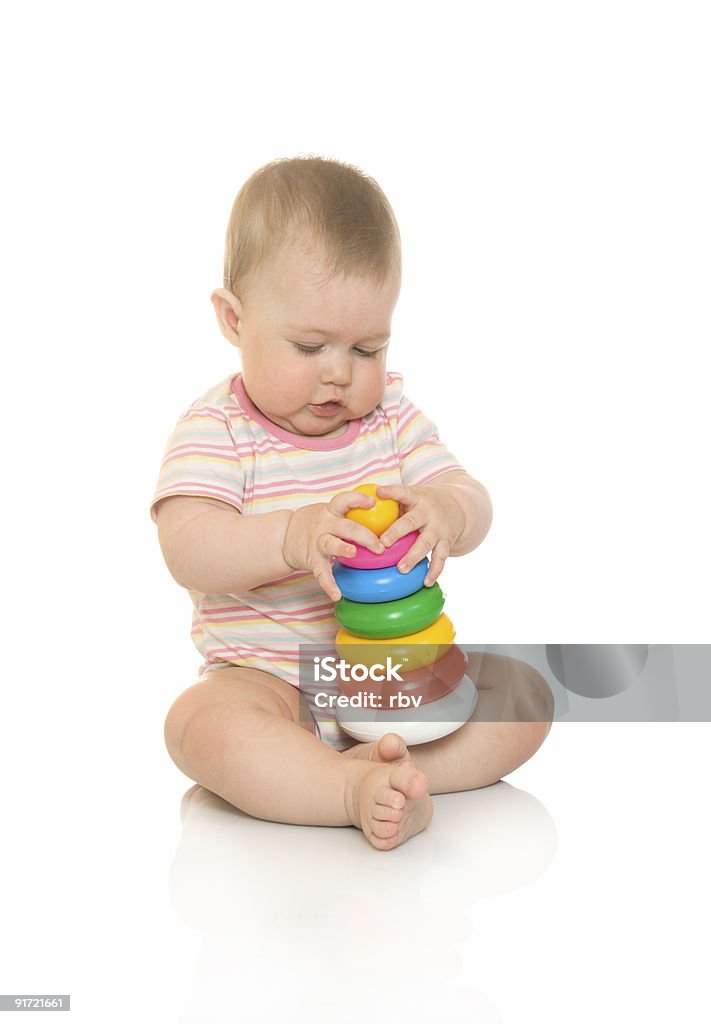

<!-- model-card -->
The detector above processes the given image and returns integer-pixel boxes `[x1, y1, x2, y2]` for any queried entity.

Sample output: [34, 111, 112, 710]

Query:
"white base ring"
[336, 673, 478, 745]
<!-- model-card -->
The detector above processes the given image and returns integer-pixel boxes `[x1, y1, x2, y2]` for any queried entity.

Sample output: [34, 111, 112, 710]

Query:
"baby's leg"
[409, 653, 554, 794]
[164, 666, 433, 850]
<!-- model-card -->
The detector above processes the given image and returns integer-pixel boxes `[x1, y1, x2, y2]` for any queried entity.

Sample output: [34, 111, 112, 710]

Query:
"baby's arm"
[155, 492, 383, 599]
[378, 470, 493, 586]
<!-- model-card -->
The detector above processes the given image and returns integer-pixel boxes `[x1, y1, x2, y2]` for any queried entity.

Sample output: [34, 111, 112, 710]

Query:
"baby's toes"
[390, 762, 429, 801]
[374, 784, 406, 814]
[373, 796, 405, 823]
[371, 817, 400, 840]
[354, 762, 433, 851]
[376, 732, 410, 763]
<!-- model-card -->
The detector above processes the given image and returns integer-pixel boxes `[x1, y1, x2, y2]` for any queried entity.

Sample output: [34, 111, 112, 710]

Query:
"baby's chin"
[300, 417, 351, 439]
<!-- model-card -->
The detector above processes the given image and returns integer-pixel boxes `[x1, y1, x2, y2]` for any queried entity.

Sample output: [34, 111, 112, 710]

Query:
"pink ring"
[337, 531, 419, 570]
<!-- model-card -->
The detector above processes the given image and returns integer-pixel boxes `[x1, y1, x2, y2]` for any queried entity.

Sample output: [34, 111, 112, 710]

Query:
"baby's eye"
[353, 348, 378, 359]
[294, 343, 324, 356]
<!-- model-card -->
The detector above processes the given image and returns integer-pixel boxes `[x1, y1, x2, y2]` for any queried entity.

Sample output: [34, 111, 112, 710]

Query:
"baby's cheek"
[277, 368, 311, 402]
[357, 364, 388, 409]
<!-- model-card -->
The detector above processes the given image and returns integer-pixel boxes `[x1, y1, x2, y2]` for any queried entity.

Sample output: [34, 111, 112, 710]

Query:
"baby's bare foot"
[341, 732, 411, 765]
[346, 761, 433, 851]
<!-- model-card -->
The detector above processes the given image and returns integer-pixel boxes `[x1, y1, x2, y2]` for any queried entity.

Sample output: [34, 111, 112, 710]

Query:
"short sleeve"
[395, 392, 464, 486]
[149, 403, 244, 521]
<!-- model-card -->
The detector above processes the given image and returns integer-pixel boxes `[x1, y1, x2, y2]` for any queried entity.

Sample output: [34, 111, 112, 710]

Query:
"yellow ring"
[335, 613, 456, 669]
[345, 483, 399, 538]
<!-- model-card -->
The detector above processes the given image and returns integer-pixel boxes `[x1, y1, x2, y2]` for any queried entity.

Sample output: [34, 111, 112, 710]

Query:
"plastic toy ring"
[335, 582, 444, 639]
[333, 558, 428, 603]
[338, 642, 468, 706]
[345, 483, 399, 538]
[335, 672, 478, 746]
[335, 613, 456, 669]
[337, 530, 418, 570]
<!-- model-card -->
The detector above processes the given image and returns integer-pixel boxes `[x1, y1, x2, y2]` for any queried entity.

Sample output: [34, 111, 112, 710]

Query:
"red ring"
[338, 644, 468, 706]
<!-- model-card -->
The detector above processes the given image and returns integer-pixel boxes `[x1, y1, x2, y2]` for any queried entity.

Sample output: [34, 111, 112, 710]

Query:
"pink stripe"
[180, 407, 231, 423]
[411, 464, 461, 485]
[205, 647, 316, 663]
[397, 404, 420, 434]
[229, 421, 389, 459]
[200, 598, 332, 615]
[198, 606, 336, 622]
[163, 449, 240, 464]
[200, 603, 334, 623]
[259, 572, 313, 587]
[153, 485, 241, 504]
[200, 594, 328, 615]
[247, 464, 400, 500]
[168, 442, 238, 454]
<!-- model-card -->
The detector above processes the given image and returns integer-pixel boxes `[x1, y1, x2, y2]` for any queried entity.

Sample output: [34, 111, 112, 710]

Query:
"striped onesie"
[151, 371, 462, 750]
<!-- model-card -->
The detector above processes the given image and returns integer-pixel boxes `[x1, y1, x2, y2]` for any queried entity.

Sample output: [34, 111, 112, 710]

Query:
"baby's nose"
[321, 353, 352, 386]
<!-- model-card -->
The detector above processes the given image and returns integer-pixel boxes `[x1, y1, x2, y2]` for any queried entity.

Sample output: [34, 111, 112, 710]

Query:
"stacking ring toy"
[333, 558, 428, 603]
[335, 582, 444, 638]
[335, 612, 455, 669]
[345, 483, 399, 537]
[339, 643, 468, 706]
[337, 530, 418, 570]
[336, 672, 479, 745]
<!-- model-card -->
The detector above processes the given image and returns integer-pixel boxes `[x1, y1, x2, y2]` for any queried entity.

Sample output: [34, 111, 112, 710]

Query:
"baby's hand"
[282, 492, 385, 601]
[377, 482, 466, 586]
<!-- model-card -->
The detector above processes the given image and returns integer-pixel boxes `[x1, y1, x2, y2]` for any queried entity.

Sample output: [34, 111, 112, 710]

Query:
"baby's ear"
[211, 288, 242, 347]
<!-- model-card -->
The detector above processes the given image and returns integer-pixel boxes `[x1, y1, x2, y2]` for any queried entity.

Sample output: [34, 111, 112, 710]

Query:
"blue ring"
[333, 558, 429, 603]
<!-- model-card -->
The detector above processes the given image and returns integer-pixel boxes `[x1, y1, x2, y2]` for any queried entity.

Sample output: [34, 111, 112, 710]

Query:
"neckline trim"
[231, 375, 361, 451]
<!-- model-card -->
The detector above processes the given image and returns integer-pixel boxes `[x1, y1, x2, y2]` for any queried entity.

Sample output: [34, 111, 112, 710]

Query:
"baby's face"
[231, 245, 400, 437]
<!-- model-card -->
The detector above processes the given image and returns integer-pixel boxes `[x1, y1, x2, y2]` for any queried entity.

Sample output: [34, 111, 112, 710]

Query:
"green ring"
[334, 583, 445, 639]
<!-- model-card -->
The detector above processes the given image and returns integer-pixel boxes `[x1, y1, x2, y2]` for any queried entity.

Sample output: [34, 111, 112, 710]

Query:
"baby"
[152, 156, 552, 851]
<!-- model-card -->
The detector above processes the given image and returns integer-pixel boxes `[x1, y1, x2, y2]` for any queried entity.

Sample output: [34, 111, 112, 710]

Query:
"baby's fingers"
[423, 539, 450, 586]
[313, 558, 341, 601]
[326, 518, 385, 555]
[317, 532, 361, 563]
[328, 489, 376, 517]
[375, 483, 417, 507]
[326, 491, 385, 553]
[395, 525, 444, 574]
[380, 507, 427, 549]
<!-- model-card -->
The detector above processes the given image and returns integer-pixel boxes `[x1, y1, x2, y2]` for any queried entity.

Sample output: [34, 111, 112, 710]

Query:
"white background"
[1, 2, 709, 1022]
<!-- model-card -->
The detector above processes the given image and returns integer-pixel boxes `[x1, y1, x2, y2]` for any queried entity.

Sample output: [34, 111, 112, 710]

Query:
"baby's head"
[212, 157, 402, 437]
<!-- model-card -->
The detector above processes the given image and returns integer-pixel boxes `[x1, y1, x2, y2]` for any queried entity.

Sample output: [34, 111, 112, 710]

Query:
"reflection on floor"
[170, 781, 556, 1023]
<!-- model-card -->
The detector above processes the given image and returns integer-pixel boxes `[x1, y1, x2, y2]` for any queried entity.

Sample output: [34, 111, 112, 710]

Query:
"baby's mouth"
[309, 400, 343, 417]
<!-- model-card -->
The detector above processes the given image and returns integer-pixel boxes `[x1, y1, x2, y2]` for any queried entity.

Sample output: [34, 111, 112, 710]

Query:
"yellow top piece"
[345, 483, 399, 537]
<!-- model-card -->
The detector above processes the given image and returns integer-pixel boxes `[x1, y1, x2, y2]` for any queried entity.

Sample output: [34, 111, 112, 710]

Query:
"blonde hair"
[223, 156, 401, 294]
